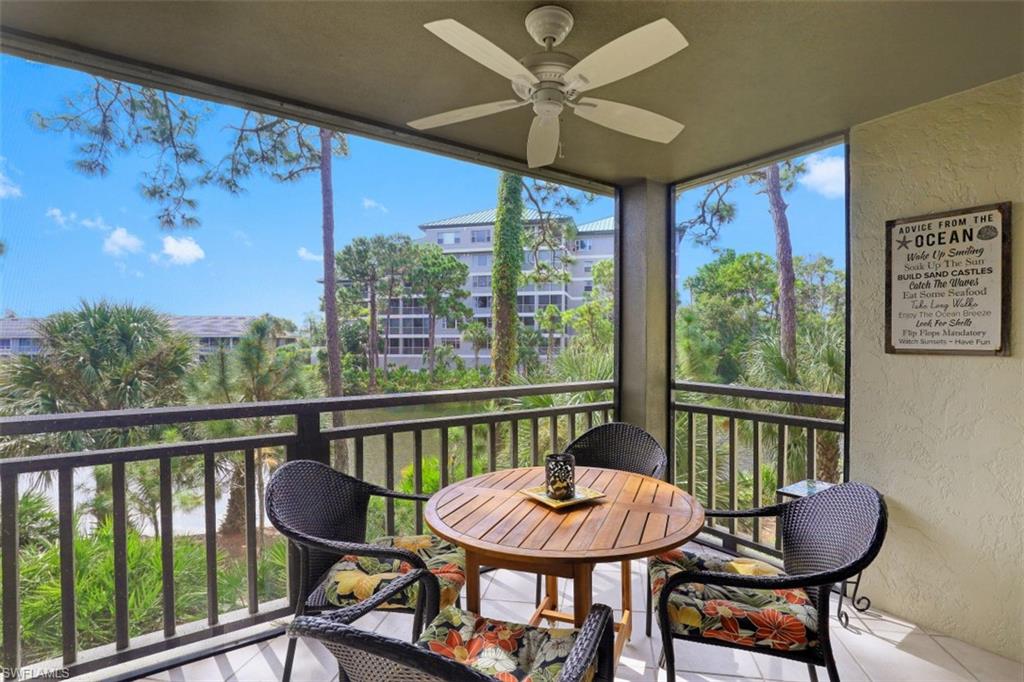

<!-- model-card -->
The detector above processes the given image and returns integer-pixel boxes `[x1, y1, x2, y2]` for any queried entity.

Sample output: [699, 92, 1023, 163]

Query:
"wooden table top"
[424, 466, 704, 564]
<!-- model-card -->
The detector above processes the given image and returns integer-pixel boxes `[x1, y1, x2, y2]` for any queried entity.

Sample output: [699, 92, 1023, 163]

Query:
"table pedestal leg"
[572, 563, 593, 627]
[465, 550, 481, 615]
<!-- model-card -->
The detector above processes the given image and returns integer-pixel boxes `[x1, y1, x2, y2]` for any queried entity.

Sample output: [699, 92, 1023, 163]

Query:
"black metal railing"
[670, 380, 846, 557]
[0, 380, 613, 679]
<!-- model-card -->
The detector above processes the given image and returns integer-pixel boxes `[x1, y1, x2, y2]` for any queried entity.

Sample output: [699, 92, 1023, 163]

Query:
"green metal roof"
[420, 208, 553, 229]
[574, 217, 615, 234]
[420, 208, 614, 233]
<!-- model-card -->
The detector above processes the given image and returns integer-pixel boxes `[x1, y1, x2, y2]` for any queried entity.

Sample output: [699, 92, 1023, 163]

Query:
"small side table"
[777, 479, 872, 629]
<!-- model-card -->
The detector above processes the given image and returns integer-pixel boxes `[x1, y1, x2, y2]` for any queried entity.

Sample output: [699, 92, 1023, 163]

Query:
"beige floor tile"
[233, 636, 337, 682]
[932, 636, 1023, 682]
[834, 628, 974, 682]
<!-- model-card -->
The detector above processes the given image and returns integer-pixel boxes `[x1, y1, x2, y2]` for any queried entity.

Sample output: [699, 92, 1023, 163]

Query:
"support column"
[617, 180, 671, 451]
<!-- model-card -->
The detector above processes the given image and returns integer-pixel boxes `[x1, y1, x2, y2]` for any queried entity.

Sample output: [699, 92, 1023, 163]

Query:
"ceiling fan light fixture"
[408, 8, 688, 168]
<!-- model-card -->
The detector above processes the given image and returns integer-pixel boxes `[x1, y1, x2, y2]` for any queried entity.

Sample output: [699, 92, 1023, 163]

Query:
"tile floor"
[140, 558, 1022, 682]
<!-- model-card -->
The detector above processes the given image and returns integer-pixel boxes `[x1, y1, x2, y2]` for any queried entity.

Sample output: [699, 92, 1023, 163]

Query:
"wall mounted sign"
[886, 202, 1011, 355]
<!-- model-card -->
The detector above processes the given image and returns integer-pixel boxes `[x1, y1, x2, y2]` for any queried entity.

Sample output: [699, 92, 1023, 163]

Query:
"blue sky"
[0, 54, 844, 324]
[674, 144, 847, 303]
[0, 55, 612, 323]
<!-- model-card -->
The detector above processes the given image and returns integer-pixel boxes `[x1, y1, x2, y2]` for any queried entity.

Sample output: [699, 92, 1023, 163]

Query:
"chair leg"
[282, 637, 298, 682]
[657, 608, 675, 680]
[645, 570, 653, 637]
[535, 572, 542, 606]
[807, 663, 820, 682]
[825, 644, 841, 682]
[412, 607, 424, 641]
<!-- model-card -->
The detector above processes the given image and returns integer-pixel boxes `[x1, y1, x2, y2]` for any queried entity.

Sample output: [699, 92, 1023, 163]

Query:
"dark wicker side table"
[777, 479, 873, 629]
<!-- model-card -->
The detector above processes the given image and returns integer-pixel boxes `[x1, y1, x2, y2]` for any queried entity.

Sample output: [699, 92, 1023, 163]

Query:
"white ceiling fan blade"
[408, 100, 525, 130]
[564, 19, 688, 92]
[527, 115, 560, 168]
[573, 98, 684, 143]
[425, 19, 539, 84]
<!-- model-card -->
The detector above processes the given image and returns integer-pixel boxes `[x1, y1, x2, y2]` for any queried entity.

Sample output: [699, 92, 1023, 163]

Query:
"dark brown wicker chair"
[533, 422, 669, 627]
[289, 568, 617, 682]
[652, 482, 887, 682]
[266, 459, 455, 682]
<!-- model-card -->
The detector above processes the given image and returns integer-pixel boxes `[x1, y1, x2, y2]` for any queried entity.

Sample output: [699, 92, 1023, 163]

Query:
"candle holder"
[545, 453, 576, 501]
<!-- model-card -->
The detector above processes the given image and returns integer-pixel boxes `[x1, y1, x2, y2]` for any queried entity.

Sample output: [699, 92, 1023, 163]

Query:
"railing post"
[1, 473, 20, 680]
[293, 412, 329, 466]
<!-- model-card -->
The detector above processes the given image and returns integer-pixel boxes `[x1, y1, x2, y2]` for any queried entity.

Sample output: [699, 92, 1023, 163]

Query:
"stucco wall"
[849, 74, 1023, 660]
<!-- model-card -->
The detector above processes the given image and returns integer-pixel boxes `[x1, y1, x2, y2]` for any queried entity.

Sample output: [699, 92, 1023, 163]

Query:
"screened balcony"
[0, 2, 1022, 682]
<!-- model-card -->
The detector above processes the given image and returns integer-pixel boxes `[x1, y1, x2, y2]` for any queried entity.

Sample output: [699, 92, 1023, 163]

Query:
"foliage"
[408, 244, 470, 379]
[461, 321, 491, 369]
[34, 80, 209, 228]
[491, 172, 524, 385]
[536, 304, 563, 363]
[8, 507, 288, 665]
[563, 259, 614, 352]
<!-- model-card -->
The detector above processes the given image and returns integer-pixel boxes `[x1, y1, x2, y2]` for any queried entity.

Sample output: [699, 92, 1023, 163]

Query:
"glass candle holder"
[545, 453, 576, 501]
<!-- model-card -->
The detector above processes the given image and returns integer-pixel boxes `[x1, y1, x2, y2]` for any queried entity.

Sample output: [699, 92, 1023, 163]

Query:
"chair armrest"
[704, 500, 791, 518]
[296, 568, 440, 630]
[560, 603, 614, 682]
[365, 482, 432, 504]
[289, 529, 427, 570]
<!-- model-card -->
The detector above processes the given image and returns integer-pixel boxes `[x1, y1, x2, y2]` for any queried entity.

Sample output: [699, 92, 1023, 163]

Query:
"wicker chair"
[289, 568, 617, 682]
[534, 422, 668, 625]
[652, 482, 887, 682]
[266, 459, 463, 682]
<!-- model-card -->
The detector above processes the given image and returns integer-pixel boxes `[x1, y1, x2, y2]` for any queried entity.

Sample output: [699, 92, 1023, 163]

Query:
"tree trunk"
[492, 173, 524, 385]
[765, 163, 798, 368]
[219, 464, 246, 536]
[319, 128, 347, 472]
[367, 281, 378, 392]
[547, 330, 554, 364]
[474, 347, 480, 369]
[382, 307, 392, 378]
[427, 311, 437, 377]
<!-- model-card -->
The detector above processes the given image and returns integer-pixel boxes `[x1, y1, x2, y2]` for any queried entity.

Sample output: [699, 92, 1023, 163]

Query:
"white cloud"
[103, 227, 144, 256]
[160, 235, 205, 265]
[297, 247, 322, 262]
[45, 207, 78, 228]
[233, 229, 253, 247]
[799, 154, 845, 199]
[81, 215, 114, 231]
[362, 197, 388, 213]
[0, 158, 22, 199]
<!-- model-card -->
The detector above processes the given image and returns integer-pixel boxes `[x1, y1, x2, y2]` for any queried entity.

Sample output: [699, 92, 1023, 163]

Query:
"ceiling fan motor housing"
[517, 51, 579, 105]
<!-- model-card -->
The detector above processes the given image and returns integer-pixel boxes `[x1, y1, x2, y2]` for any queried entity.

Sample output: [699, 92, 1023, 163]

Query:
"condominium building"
[0, 315, 297, 358]
[386, 209, 614, 368]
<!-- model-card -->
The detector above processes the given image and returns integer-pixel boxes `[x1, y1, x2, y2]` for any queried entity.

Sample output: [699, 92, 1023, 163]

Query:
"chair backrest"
[266, 460, 373, 590]
[563, 422, 668, 479]
[779, 481, 887, 590]
[289, 616, 492, 682]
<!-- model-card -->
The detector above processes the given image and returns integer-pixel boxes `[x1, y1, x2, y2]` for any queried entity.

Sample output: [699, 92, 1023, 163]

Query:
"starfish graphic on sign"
[896, 235, 912, 250]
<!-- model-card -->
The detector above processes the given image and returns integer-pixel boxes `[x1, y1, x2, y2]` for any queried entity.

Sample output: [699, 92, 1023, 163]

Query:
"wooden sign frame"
[885, 201, 1012, 356]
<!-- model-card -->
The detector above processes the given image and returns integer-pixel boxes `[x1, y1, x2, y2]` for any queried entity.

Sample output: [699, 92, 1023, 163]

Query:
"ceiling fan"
[407, 6, 688, 169]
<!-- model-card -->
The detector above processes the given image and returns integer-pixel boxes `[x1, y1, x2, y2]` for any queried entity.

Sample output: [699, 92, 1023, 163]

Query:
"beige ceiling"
[2, 1, 1022, 187]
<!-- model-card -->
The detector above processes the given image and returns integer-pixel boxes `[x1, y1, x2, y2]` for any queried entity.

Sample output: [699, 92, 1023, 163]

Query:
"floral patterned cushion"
[321, 534, 465, 610]
[417, 606, 594, 682]
[650, 549, 818, 652]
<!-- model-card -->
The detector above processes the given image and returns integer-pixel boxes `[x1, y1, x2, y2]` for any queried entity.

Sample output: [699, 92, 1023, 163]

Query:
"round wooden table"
[424, 465, 704, 662]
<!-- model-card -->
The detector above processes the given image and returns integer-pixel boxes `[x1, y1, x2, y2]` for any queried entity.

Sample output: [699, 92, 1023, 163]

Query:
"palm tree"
[461, 321, 491, 369]
[741, 323, 845, 482]
[536, 304, 563, 364]
[187, 316, 311, 542]
[0, 301, 194, 525]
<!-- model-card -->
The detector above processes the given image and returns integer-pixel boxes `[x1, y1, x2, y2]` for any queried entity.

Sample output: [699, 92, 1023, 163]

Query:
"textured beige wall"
[849, 74, 1023, 661]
